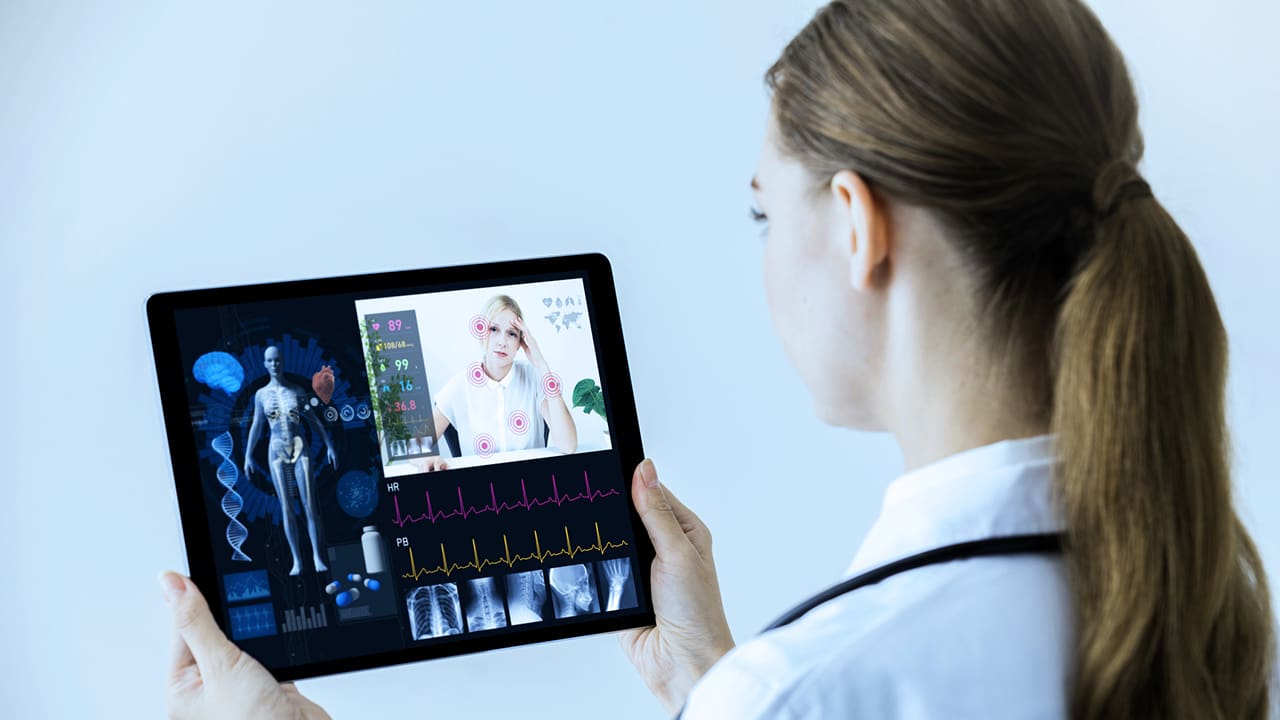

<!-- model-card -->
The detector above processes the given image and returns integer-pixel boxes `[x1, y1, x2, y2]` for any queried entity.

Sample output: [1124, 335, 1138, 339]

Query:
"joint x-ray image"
[597, 557, 639, 611]
[406, 583, 463, 640]
[461, 577, 509, 632]
[505, 569, 549, 625]
[548, 564, 600, 618]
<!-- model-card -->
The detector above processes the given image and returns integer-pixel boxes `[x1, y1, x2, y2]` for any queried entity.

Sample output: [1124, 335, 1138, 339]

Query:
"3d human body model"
[244, 346, 338, 576]
[463, 577, 508, 631]
[549, 564, 600, 618]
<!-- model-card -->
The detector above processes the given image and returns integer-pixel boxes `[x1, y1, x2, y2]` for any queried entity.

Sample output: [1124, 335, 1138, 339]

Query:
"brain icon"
[194, 352, 246, 394]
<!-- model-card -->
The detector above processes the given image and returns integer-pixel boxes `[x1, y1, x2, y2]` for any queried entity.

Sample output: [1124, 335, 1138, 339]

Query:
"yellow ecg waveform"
[402, 522, 629, 580]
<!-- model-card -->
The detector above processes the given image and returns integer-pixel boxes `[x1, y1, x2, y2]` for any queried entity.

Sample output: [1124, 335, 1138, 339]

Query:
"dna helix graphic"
[213, 431, 252, 561]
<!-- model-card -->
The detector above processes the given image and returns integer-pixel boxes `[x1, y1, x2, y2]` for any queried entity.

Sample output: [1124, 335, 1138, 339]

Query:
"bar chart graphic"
[280, 604, 329, 633]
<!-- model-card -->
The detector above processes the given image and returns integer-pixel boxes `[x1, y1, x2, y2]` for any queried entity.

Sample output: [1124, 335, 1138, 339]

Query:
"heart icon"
[312, 365, 336, 405]
[372, 322, 381, 331]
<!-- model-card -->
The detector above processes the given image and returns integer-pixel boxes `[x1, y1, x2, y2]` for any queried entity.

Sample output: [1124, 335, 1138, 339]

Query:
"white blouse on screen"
[681, 434, 1072, 719]
[432, 359, 548, 456]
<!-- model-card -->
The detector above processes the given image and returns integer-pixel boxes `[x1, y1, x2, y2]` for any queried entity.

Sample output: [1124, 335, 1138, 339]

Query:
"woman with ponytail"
[622, 0, 1276, 717]
[160, 1, 1274, 718]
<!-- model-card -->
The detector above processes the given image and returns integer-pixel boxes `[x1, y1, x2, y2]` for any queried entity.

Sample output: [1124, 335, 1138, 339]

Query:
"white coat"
[682, 434, 1071, 719]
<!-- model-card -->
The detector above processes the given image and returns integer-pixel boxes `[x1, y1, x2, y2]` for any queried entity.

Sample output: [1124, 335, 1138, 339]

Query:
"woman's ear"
[830, 170, 889, 291]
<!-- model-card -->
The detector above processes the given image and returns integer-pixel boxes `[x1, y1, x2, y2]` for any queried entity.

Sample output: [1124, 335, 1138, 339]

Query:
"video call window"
[355, 278, 612, 478]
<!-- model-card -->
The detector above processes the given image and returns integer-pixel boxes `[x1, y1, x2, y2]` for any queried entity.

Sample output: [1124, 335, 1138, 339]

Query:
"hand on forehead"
[489, 309, 520, 333]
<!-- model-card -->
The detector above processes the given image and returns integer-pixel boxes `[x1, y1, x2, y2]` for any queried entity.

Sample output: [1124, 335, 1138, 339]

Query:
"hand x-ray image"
[597, 557, 639, 611]
[461, 577, 509, 632]
[548, 564, 601, 618]
[406, 583, 463, 640]
[505, 569, 549, 625]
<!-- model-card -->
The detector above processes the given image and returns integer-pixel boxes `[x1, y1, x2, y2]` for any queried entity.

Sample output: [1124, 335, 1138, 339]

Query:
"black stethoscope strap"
[761, 532, 1064, 632]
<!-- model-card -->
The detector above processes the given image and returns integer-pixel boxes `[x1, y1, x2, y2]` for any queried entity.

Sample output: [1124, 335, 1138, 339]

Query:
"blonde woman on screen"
[418, 293, 578, 471]
[159, 1, 1275, 718]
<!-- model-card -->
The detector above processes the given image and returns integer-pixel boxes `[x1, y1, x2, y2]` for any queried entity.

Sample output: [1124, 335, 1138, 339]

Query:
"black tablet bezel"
[146, 252, 655, 681]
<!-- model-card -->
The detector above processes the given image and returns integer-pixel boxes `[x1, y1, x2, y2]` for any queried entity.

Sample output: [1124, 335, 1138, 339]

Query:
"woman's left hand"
[620, 459, 735, 714]
[160, 571, 331, 720]
[513, 316, 548, 372]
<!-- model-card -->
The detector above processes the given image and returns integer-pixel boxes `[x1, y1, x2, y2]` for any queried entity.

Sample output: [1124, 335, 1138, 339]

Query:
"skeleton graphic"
[244, 345, 338, 576]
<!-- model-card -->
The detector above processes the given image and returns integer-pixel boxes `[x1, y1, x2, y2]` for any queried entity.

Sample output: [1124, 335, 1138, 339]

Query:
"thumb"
[160, 571, 240, 677]
[631, 459, 689, 558]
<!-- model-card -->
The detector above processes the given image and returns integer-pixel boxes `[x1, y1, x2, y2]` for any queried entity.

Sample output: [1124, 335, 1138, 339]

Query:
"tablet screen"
[151, 256, 652, 679]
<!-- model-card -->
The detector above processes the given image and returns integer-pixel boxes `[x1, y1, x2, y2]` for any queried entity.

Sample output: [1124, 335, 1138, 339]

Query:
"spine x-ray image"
[505, 569, 548, 625]
[462, 577, 509, 631]
[407, 583, 463, 639]
[549, 564, 600, 618]
[598, 557, 638, 611]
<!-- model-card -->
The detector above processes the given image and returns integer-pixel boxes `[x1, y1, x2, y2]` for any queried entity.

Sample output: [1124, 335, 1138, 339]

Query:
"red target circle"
[474, 433, 495, 457]
[469, 315, 490, 339]
[542, 372, 561, 398]
[468, 362, 486, 387]
[509, 410, 529, 435]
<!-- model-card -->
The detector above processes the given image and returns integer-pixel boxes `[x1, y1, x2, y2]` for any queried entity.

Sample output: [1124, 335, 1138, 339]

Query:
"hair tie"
[1092, 158, 1152, 221]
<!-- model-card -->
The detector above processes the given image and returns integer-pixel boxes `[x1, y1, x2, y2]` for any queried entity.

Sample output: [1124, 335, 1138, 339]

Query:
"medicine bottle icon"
[362, 526, 387, 575]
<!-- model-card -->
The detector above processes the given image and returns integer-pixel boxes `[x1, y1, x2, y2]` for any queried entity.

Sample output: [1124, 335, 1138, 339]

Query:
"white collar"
[845, 434, 1062, 577]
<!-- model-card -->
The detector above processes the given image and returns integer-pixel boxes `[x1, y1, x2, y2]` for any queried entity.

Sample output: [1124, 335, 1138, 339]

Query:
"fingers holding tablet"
[623, 459, 735, 715]
[160, 571, 332, 720]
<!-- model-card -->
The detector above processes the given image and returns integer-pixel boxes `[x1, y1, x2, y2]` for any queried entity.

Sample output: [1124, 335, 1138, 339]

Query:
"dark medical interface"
[173, 275, 643, 671]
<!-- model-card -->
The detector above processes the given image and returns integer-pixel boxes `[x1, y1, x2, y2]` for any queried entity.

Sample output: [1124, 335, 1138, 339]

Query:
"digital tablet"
[147, 252, 654, 681]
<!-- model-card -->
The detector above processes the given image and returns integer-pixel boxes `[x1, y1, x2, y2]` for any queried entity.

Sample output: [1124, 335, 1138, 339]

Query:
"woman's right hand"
[620, 459, 735, 715]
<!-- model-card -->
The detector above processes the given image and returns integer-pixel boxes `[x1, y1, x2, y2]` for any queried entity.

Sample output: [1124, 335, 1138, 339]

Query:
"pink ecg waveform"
[391, 471, 620, 528]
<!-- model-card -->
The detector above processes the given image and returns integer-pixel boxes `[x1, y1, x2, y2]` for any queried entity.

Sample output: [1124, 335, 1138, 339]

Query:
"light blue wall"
[2, 1, 1276, 717]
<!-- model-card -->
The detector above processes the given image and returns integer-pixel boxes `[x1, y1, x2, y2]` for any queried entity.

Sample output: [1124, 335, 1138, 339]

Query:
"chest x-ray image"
[461, 577, 509, 632]
[407, 583, 463, 639]
[243, 345, 338, 576]
[549, 563, 600, 618]
[505, 569, 549, 625]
